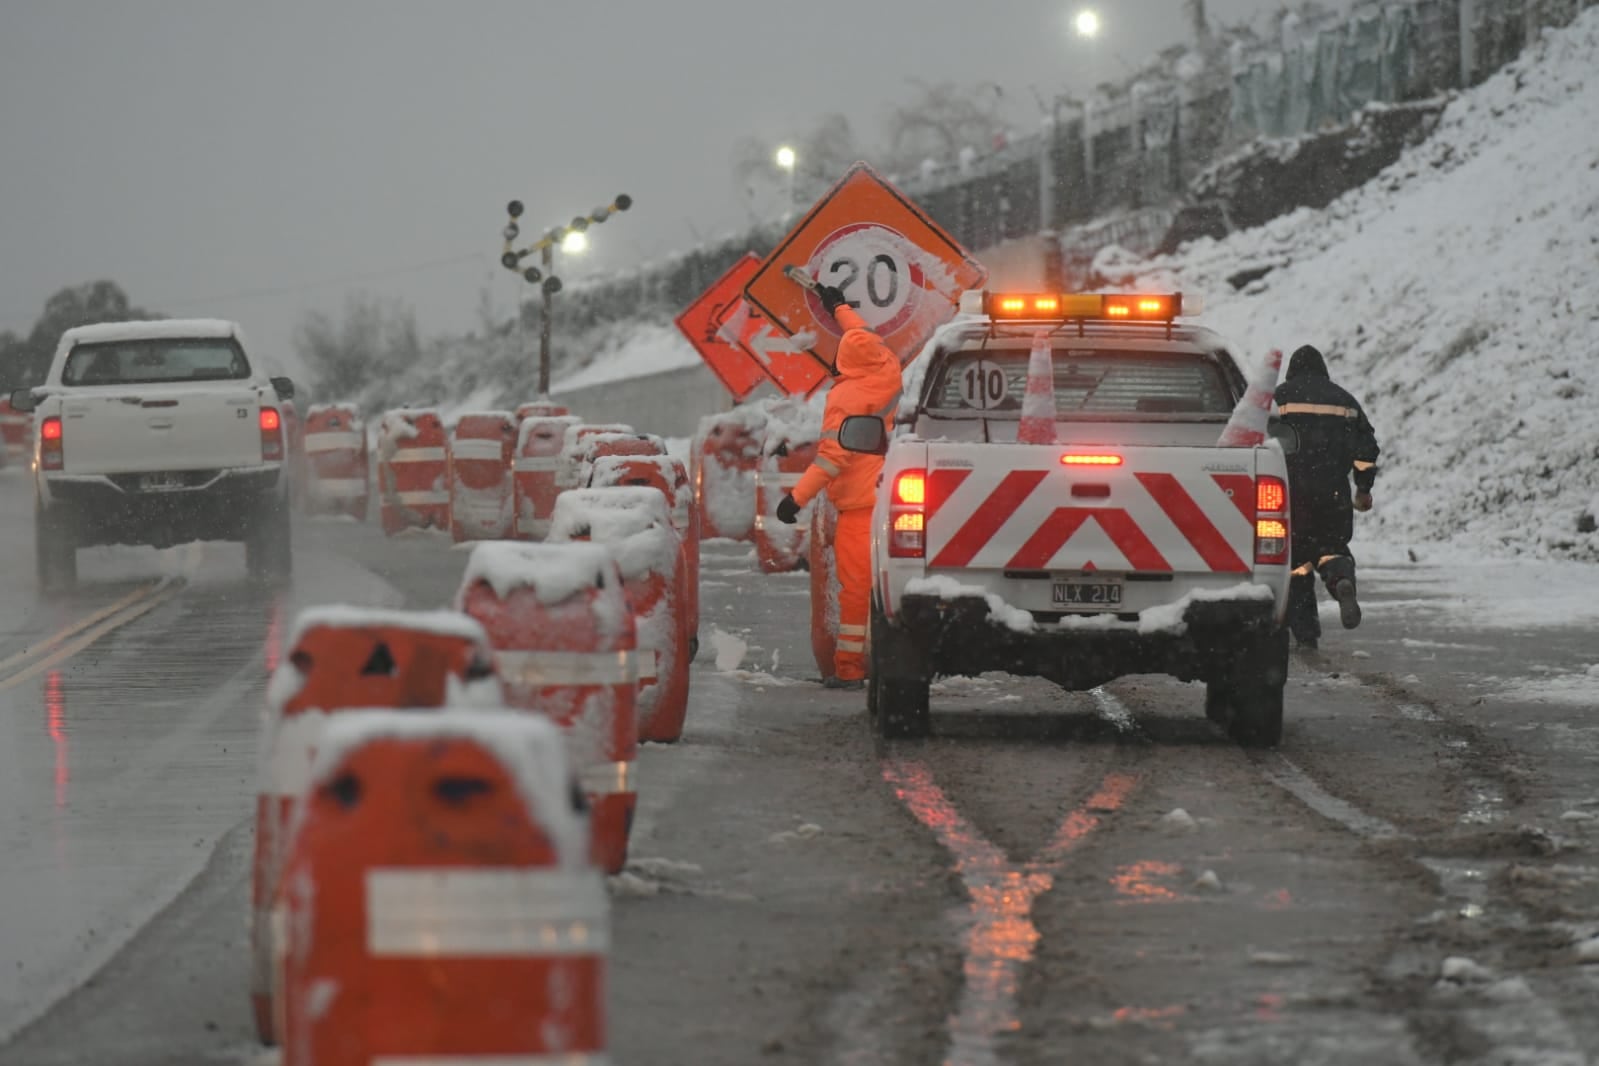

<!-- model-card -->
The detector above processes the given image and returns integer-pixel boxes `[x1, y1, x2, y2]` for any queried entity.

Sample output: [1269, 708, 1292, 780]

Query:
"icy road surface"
[2, 484, 1599, 1063]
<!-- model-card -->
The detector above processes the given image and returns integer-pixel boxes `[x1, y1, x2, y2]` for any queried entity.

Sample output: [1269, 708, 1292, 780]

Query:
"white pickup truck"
[842, 292, 1293, 745]
[11, 319, 296, 591]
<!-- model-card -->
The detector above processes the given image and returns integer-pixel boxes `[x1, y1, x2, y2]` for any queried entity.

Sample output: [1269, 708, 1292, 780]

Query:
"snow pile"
[904, 575, 1037, 632]
[552, 322, 700, 393]
[457, 541, 619, 605]
[1126, 10, 1599, 560]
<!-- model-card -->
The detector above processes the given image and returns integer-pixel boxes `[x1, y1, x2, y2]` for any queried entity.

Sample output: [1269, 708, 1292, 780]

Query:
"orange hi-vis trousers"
[833, 507, 873, 681]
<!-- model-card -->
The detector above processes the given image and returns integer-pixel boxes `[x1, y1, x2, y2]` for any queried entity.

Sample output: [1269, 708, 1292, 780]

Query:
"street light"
[1074, 8, 1101, 37]
[561, 230, 589, 255]
[775, 144, 797, 210]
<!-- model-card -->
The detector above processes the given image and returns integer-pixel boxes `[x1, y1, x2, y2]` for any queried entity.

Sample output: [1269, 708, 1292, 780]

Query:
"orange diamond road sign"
[674, 253, 774, 401]
[744, 161, 988, 369]
[713, 298, 831, 397]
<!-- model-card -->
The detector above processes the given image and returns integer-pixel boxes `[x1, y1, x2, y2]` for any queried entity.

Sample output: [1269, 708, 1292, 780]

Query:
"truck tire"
[1207, 627, 1288, 747]
[35, 507, 77, 594]
[869, 599, 930, 739]
[246, 499, 293, 581]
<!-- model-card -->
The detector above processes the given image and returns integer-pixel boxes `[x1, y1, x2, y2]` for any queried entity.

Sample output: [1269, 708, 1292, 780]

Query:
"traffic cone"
[1017, 329, 1057, 445]
[1217, 348, 1282, 447]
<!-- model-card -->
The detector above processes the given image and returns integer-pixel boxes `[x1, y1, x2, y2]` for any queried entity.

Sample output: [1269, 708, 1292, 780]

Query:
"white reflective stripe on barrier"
[395, 490, 450, 506]
[514, 456, 562, 472]
[263, 712, 327, 798]
[0, 416, 28, 426]
[313, 477, 368, 498]
[580, 760, 634, 796]
[637, 652, 658, 683]
[373, 1054, 610, 1066]
[496, 649, 637, 687]
[837, 639, 865, 653]
[303, 431, 364, 453]
[389, 447, 448, 463]
[366, 868, 609, 957]
[752, 515, 766, 532]
[451, 439, 509, 461]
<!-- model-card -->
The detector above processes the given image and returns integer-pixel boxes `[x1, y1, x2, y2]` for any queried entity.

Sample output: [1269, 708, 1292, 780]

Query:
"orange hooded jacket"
[791, 306, 902, 513]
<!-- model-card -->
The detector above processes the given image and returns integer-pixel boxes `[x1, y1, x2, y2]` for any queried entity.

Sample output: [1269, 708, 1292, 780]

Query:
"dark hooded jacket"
[1273, 345, 1380, 548]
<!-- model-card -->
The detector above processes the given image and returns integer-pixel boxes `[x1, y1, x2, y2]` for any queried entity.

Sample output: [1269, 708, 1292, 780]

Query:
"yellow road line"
[0, 581, 184, 691]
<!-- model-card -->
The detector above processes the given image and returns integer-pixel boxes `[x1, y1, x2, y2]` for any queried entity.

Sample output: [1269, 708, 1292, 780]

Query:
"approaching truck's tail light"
[889, 469, 927, 558]
[40, 416, 63, 470]
[260, 407, 284, 461]
[1255, 474, 1289, 564]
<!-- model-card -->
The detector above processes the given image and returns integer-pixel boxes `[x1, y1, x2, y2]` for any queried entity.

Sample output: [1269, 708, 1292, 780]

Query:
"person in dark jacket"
[1273, 344, 1380, 649]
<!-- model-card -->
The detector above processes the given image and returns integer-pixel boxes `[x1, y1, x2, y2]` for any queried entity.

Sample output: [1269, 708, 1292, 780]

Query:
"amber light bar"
[980, 292, 1184, 323]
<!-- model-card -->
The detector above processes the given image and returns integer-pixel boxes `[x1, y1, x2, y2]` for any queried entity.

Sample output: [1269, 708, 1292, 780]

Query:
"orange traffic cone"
[1217, 348, 1283, 447]
[1017, 329, 1057, 445]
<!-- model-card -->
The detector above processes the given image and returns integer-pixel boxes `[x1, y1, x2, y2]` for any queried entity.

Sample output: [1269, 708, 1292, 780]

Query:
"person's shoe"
[1333, 579, 1362, 629]
[822, 676, 865, 690]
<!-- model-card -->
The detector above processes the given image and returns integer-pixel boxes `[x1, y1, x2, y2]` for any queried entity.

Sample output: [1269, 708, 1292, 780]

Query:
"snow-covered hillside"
[1115, 9, 1599, 562]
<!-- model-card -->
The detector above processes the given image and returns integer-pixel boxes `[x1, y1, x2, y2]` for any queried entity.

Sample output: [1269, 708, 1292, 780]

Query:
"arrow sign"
[674, 253, 777, 401]
[715, 293, 831, 397]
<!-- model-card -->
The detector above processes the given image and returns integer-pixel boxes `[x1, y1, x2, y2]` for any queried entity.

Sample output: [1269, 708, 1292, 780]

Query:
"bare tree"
[883, 81, 1008, 173]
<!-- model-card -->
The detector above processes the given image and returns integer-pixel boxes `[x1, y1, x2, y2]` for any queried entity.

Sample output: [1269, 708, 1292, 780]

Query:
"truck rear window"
[930, 349, 1234, 416]
[62, 339, 250, 387]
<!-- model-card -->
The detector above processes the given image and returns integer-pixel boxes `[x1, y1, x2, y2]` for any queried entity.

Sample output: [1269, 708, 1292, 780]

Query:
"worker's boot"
[1322, 557, 1361, 630]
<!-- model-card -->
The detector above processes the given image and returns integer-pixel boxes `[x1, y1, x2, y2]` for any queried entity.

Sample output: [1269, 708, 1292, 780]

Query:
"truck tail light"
[40, 416, 63, 470]
[889, 468, 926, 558]
[260, 407, 284, 461]
[1254, 474, 1288, 564]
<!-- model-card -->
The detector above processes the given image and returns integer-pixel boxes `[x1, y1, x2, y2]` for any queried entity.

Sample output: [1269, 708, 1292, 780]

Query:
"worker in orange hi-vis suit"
[774, 282, 903, 689]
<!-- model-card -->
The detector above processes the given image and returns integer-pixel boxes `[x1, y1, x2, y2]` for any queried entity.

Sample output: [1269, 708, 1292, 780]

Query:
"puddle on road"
[881, 758, 1136, 1065]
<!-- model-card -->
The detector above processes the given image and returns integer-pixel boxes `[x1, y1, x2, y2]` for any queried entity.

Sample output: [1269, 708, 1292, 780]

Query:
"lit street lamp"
[775, 144, 797, 210]
[561, 230, 589, 255]
[1074, 8, 1101, 37]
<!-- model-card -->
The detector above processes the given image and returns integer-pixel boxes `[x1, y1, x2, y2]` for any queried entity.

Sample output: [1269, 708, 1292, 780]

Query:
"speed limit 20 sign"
[744, 162, 987, 370]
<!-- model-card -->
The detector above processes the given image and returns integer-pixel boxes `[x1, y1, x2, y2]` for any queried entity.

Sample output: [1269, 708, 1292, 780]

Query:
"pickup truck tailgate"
[924, 443, 1258, 577]
[61, 386, 265, 474]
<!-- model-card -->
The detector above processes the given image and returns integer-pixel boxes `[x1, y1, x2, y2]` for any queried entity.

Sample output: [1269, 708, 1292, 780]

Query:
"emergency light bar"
[959, 291, 1197, 322]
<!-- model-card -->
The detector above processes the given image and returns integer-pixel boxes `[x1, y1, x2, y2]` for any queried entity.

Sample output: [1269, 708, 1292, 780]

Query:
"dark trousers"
[1287, 507, 1356, 642]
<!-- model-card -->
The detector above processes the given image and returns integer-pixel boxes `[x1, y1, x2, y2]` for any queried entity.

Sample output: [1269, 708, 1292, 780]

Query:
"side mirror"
[271, 377, 296, 401]
[9, 388, 37, 413]
[836, 414, 888, 455]
[1266, 416, 1299, 455]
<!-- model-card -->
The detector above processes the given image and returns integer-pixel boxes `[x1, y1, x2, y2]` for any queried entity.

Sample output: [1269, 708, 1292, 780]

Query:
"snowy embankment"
[1116, 9, 1599, 562]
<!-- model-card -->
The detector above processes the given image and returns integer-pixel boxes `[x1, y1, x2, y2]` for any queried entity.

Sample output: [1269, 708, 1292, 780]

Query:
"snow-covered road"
[0, 486, 1597, 1064]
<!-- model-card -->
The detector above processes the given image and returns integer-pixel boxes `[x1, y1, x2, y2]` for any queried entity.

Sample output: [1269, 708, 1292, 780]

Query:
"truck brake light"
[1254, 474, 1288, 565]
[889, 468, 926, 558]
[260, 407, 284, 461]
[40, 416, 63, 470]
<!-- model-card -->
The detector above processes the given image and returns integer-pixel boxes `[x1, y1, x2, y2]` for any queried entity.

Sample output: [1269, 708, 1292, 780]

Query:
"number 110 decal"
[805, 222, 926, 337]
[959, 360, 1009, 409]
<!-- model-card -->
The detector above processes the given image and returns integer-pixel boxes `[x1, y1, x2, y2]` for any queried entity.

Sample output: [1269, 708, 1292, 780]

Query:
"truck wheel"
[869, 599, 930, 739]
[1203, 680, 1231, 726]
[247, 500, 293, 581]
[35, 508, 77, 594]
[1223, 628, 1288, 748]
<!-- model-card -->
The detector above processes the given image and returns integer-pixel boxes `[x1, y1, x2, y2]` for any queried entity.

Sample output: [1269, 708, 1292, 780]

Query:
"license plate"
[1052, 581, 1123, 607]
[138, 473, 184, 492]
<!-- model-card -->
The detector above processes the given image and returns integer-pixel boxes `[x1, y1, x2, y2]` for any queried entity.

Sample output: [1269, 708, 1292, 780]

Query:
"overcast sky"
[0, 0, 1304, 373]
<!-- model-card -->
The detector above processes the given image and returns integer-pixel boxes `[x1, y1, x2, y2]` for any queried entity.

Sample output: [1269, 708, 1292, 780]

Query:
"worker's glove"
[815, 284, 849, 315]
[1353, 491, 1373, 512]
[775, 493, 802, 525]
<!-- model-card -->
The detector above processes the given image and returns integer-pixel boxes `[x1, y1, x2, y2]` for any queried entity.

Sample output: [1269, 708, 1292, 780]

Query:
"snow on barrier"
[447, 410, 517, 542]
[251, 607, 500, 1047]
[377, 408, 450, 535]
[753, 402, 822, 573]
[694, 406, 767, 541]
[809, 497, 841, 678]
[458, 541, 639, 874]
[557, 423, 635, 494]
[573, 431, 667, 491]
[516, 399, 572, 421]
[550, 487, 691, 743]
[301, 403, 369, 520]
[513, 415, 581, 540]
[589, 454, 700, 653]
[274, 711, 604, 1066]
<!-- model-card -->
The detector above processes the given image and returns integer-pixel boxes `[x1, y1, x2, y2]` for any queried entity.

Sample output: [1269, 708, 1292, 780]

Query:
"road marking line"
[0, 582, 159, 677]
[0, 581, 183, 692]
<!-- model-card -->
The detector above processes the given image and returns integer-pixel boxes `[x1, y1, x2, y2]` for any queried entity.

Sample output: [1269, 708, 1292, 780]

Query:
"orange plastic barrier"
[809, 497, 840, 679]
[754, 430, 819, 574]
[448, 410, 517, 542]
[693, 409, 767, 541]
[251, 607, 500, 1046]
[512, 415, 581, 540]
[0, 397, 30, 467]
[275, 712, 604, 1066]
[377, 408, 450, 535]
[516, 400, 572, 420]
[588, 455, 700, 647]
[458, 541, 639, 874]
[573, 432, 666, 488]
[281, 399, 307, 509]
[550, 488, 690, 743]
[557, 423, 635, 495]
[301, 403, 369, 521]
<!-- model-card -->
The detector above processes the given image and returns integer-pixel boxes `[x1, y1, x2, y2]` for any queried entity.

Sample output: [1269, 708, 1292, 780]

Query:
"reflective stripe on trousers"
[832, 508, 873, 679]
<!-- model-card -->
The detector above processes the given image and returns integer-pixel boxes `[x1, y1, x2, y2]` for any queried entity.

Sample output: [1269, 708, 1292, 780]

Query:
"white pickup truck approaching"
[843, 292, 1293, 745]
[11, 319, 296, 591]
